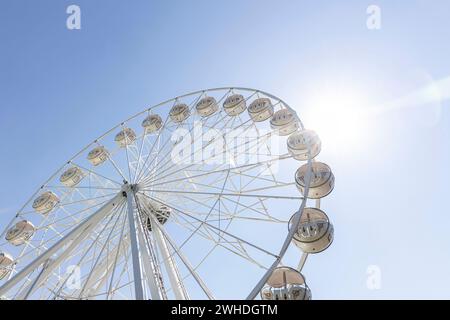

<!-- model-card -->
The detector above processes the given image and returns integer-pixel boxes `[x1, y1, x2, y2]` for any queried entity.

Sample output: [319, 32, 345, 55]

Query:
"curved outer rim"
[1, 87, 315, 301]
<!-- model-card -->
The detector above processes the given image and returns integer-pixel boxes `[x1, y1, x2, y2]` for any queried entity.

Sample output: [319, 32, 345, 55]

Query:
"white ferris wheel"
[0, 87, 335, 300]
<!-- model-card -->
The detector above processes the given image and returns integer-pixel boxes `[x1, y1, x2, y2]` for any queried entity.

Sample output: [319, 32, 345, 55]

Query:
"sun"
[299, 87, 371, 153]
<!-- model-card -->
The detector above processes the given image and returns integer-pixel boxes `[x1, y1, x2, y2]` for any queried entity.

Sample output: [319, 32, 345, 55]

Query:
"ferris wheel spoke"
[88, 237, 130, 300]
[134, 93, 205, 183]
[143, 194, 279, 260]
[106, 206, 131, 300]
[78, 204, 126, 298]
[91, 141, 128, 183]
[18, 192, 119, 217]
[18, 203, 118, 260]
[239, 182, 296, 194]
[149, 145, 286, 193]
[132, 128, 149, 184]
[21, 200, 126, 300]
[142, 112, 238, 184]
[139, 90, 259, 184]
[44, 185, 120, 191]
[237, 161, 281, 190]
[109, 247, 134, 299]
[152, 194, 281, 226]
[69, 161, 123, 186]
[170, 211, 274, 271]
[14, 201, 111, 268]
[133, 97, 186, 183]
[147, 188, 304, 201]
[121, 124, 135, 182]
[54, 197, 117, 227]
[0, 192, 125, 298]
[139, 115, 253, 187]
[219, 196, 286, 223]
[168, 206, 272, 270]
[69, 216, 130, 300]
[134, 120, 171, 184]
[142, 172, 229, 266]
[46, 202, 127, 299]
[37, 196, 116, 241]
[132, 131, 161, 184]
[247, 119, 279, 183]
[153, 174, 239, 194]
[144, 153, 293, 191]
[104, 244, 132, 300]
[137, 102, 245, 186]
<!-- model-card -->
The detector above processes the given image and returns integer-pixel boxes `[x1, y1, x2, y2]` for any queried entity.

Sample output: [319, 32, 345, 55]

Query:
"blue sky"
[1, 0, 450, 299]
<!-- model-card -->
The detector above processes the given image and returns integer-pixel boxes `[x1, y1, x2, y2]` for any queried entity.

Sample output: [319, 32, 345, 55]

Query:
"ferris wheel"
[0, 87, 335, 300]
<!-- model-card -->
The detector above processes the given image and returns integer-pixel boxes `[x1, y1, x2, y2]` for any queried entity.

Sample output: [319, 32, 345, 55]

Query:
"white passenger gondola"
[289, 208, 334, 253]
[142, 114, 163, 134]
[115, 128, 136, 148]
[196, 96, 218, 117]
[287, 130, 321, 161]
[87, 146, 109, 166]
[248, 98, 274, 122]
[59, 166, 84, 187]
[261, 267, 311, 300]
[223, 94, 246, 116]
[0, 253, 14, 280]
[5, 220, 36, 246]
[32, 191, 60, 215]
[295, 162, 335, 199]
[270, 109, 299, 136]
[170, 103, 190, 123]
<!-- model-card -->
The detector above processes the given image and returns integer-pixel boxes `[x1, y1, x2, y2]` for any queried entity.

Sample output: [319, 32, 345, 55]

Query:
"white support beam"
[125, 189, 144, 300]
[151, 217, 214, 300]
[153, 226, 188, 300]
[136, 218, 161, 300]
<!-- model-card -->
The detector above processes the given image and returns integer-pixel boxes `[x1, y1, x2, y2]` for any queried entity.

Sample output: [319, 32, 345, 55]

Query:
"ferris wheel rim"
[1, 86, 318, 300]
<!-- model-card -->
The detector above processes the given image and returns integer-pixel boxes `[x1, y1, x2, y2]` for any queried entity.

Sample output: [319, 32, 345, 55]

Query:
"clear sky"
[1, 0, 450, 299]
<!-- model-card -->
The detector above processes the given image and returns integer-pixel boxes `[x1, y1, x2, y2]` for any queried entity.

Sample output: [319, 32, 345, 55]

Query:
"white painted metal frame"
[0, 87, 325, 300]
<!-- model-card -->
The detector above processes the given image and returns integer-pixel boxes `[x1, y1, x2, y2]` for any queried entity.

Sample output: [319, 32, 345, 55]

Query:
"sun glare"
[300, 88, 370, 152]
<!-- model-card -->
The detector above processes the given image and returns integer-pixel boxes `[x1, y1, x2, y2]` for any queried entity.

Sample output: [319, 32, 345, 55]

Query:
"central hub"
[121, 182, 169, 231]
[121, 183, 140, 195]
